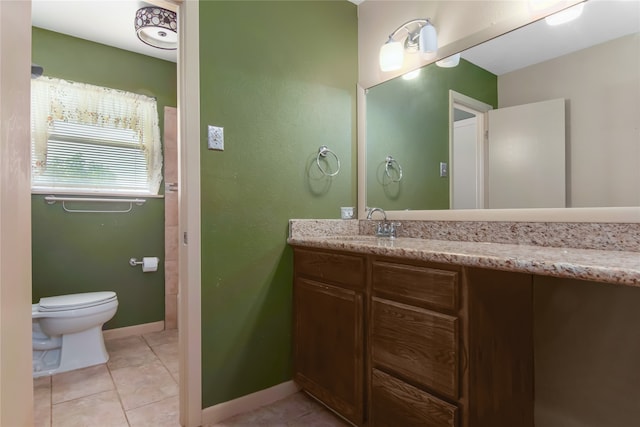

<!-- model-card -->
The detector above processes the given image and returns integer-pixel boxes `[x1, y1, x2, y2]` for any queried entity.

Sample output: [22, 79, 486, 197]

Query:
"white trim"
[178, 1, 202, 426]
[201, 381, 300, 425]
[102, 321, 165, 341]
[357, 84, 367, 219]
[1, 1, 34, 425]
[449, 90, 493, 210]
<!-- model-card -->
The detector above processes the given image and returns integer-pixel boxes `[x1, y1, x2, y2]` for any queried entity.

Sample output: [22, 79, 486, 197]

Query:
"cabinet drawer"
[294, 248, 365, 290]
[372, 260, 458, 312]
[371, 368, 458, 427]
[371, 297, 459, 399]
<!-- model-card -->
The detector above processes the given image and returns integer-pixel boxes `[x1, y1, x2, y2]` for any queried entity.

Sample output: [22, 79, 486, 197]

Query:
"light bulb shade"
[379, 41, 404, 72]
[135, 7, 178, 50]
[436, 53, 461, 68]
[419, 23, 438, 59]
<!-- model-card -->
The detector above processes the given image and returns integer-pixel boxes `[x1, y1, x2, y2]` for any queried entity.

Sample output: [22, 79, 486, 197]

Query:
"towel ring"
[385, 156, 403, 182]
[316, 145, 341, 177]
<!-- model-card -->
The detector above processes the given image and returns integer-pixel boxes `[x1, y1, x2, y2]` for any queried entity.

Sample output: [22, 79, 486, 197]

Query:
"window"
[31, 77, 163, 195]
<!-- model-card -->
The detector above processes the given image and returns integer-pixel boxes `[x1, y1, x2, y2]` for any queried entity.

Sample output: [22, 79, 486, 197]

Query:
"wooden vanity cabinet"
[292, 247, 533, 427]
[369, 259, 534, 427]
[369, 259, 462, 427]
[292, 248, 366, 426]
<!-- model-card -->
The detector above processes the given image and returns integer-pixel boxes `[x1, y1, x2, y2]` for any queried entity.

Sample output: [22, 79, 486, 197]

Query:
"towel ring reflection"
[385, 156, 403, 182]
[316, 145, 341, 177]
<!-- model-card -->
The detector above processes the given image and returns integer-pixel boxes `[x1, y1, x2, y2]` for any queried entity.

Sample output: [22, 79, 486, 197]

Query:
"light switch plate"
[208, 125, 224, 151]
[440, 162, 448, 177]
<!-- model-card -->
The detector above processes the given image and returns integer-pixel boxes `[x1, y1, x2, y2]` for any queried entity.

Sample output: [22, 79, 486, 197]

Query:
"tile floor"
[33, 329, 348, 427]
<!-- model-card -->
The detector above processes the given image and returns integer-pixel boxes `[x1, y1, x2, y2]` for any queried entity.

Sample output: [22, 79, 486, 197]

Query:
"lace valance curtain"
[31, 77, 163, 195]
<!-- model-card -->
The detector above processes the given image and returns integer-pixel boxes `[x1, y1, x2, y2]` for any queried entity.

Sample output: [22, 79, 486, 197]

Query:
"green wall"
[31, 28, 177, 328]
[199, 1, 357, 407]
[366, 59, 497, 210]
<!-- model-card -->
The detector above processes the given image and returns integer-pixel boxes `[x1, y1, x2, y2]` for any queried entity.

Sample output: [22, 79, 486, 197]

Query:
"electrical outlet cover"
[208, 125, 224, 151]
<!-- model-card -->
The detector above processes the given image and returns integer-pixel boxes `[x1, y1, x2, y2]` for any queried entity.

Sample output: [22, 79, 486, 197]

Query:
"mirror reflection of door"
[449, 91, 492, 209]
[450, 91, 566, 209]
[487, 98, 566, 209]
[452, 107, 483, 209]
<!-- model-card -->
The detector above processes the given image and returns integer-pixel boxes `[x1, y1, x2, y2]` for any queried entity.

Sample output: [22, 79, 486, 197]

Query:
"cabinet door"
[371, 368, 458, 427]
[294, 278, 364, 425]
[371, 297, 459, 399]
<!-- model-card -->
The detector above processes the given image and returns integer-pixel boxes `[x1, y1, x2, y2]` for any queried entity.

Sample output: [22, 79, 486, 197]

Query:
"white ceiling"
[461, 0, 640, 75]
[32, 0, 177, 63]
[32, 0, 639, 74]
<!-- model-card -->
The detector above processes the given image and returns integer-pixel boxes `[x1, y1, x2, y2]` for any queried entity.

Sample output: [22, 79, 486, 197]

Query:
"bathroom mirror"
[365, 0, 640, 213]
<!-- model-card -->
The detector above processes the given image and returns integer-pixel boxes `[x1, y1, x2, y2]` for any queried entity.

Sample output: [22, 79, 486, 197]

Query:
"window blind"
[31, 77, 163, 195]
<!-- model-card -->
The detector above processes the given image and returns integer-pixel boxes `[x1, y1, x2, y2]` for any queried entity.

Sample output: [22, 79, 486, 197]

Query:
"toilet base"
[33, 325, 109, 378]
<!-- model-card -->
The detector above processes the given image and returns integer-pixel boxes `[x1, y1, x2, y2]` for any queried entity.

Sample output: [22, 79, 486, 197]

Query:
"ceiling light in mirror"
[545, 2, 584, 25]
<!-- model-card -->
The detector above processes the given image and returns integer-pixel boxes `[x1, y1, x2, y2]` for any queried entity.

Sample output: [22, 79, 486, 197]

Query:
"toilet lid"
[38, 291, 117, 312]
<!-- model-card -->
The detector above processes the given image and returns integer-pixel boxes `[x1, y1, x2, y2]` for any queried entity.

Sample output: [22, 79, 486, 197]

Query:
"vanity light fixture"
[135, 6, 178, 50]
[379, 19, 437, 72]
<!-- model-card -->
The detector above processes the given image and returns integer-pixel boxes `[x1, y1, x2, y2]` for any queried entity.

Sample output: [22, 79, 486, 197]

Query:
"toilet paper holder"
[129, 257, 159, 272]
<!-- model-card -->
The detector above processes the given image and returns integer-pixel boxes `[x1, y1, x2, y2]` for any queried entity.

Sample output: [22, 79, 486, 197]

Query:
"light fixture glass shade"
[436, 53, 461, 68]
[419, 23, 437, 59]
[379, 41, 404, 72]
[135, 7, 178, 50]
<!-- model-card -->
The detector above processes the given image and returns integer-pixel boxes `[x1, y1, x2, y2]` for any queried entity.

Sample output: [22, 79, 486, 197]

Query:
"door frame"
[177, 0, 203, 426]
[449, 90, 493, 209]
[0, 1, 203, 425]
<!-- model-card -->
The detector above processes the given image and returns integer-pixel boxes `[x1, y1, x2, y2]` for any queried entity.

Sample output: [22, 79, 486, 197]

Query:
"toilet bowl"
[32, 291, 118, 377]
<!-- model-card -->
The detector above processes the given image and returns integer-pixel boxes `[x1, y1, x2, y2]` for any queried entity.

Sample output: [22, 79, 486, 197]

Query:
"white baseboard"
[103, 320, 165, 340]
[201, 380, 300, 425]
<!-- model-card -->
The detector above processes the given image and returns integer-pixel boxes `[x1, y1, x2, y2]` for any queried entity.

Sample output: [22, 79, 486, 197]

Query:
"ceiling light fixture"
[379, 19, 437, 72]
[135, 7, 178, 50]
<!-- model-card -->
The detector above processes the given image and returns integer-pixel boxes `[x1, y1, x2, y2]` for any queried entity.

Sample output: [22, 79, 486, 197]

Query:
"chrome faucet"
[366, 208, 401, 238]
[366, 207, 387, 221]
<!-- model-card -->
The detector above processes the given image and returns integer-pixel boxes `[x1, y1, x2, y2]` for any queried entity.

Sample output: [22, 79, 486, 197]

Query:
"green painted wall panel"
[367, 59, 497, 210]
[199, 1, 357, 407]
[31, 28, 176, 328]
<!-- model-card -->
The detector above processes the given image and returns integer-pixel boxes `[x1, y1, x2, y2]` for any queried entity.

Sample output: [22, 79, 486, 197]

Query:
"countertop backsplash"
[290, 219, 640, 252]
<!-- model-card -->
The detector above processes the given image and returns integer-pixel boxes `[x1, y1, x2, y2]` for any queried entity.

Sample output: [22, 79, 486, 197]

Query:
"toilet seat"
[38, 291, 117, 312]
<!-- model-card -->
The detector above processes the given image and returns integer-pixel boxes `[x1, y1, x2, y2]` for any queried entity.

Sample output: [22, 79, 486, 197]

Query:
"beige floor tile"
[105, 335, 159, 370]
[142, 329, 178, 348]
[126, 395, 180, 427]
[269, 392, 327, 420]
[287, 409, 350, 427]
[33, 376, 51, 427]
[152, 341, 179, 377]
[52, 389, 128, 427]
[51, 364, 114, 404]
[110, 360, 178, 410]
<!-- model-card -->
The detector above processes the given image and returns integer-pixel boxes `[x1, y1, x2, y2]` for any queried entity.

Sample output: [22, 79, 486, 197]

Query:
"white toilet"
[32, 291, 118, 378]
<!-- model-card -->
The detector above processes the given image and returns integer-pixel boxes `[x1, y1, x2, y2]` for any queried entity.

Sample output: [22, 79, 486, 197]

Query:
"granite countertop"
[287, 234, 640, 287]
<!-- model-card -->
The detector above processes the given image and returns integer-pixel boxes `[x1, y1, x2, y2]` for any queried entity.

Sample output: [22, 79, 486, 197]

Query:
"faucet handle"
[389, 222, 402, 238]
